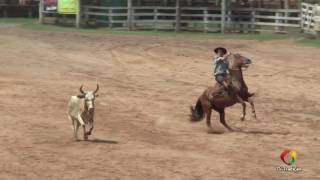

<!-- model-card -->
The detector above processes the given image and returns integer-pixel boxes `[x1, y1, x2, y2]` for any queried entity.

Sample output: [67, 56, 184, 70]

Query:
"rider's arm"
[221, 52, 231, 61]
[214, 56, 223, 63]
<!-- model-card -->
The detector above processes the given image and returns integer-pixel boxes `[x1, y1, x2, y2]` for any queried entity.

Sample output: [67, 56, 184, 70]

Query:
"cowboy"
[213, 47, 231, 92]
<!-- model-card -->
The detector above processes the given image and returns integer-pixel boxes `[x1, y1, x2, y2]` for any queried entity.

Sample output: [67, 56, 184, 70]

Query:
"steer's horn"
[94, 84, 99, 94]
[79, 85, 85, 94]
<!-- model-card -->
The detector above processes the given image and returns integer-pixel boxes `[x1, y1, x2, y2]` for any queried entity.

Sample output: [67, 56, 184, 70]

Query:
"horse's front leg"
[247, 97, 257, 120]
[236, 96, 246, 121]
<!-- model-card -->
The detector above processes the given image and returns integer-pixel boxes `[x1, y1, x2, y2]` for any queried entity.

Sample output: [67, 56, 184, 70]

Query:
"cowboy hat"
[214, 47, 227, 54]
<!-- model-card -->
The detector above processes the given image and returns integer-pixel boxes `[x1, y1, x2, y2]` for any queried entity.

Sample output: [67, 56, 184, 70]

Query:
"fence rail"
[81, 5, 301, 33]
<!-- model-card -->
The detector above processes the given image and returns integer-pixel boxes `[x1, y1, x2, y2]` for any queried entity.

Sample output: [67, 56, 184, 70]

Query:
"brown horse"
[190, 53, 257, 131]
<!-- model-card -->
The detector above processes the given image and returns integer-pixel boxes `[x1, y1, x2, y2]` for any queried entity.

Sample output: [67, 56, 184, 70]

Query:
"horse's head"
[228, 53, 252, 70]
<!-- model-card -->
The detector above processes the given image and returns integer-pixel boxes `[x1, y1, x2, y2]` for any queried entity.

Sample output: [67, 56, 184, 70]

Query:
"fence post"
[28, 8, 32, 18]
[227, 10, 231, 32]
[83, 7, 88, 25]
[164, 0, 168, 6]
[275, 12, 281, 32]
[251, 10, 256, 33]
[127, 0, 133, 30]
[175, 0, 181, 32]
[76, 0, 81, 28]
[284, 0, 289, 24]
[204, 8, 208, 32]
[300, 3, 304, 31]
[154, 8, 158, 31]
[3, 7, 7, 17]
[307, 4, 312, 32]
[187, 0, 191, 6]
[221, 0, 226, 33]
[108, 8, 113, 28]
[39, 0, 43, 23]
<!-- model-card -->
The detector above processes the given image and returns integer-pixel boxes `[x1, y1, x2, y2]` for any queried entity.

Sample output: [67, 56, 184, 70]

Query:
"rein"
[229, 68, 241, 71]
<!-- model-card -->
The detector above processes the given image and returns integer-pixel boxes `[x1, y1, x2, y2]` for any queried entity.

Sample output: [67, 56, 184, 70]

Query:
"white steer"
[68, 84, 99, 140]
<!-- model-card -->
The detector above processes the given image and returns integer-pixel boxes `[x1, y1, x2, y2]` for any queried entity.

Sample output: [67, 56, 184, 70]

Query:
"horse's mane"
[227, 53, 243, 70]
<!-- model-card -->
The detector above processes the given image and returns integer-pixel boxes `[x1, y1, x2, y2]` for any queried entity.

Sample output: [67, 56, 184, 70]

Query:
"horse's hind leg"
[206, 109, 212, 129]
[247, 97, 257, 119]
[218, 108, 233, 131]
[237, 96, 246, 121]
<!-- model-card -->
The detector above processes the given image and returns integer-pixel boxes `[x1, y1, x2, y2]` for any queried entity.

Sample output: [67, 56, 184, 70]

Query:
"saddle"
[212, 84, 228, 97]
[209, 84, 230, 108]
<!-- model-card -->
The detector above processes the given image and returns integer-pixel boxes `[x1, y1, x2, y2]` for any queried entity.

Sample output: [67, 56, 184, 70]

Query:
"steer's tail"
[189, 98, 204, 122]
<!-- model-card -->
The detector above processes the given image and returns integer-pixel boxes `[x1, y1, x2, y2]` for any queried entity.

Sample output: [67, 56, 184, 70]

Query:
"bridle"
[227, 54, 249, 71]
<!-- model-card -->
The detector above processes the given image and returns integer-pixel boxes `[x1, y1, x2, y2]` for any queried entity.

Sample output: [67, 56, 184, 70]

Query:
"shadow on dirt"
[206, 127, 290, 135]
[84, 139, 119, 144]
[234, 128, 290, 135]
[207, 129, 225, 134]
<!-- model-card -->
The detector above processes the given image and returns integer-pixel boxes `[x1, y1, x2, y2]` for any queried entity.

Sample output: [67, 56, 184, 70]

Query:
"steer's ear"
[77, 95, 85, 99]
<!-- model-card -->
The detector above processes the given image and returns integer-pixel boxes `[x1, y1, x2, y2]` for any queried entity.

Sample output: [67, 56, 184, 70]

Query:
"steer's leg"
[87, 123, 94, 136]
[68, 115, 73, 127]
[73, 119, 80, 141]
[83, 126, 88, 140]
[77, 114, 85, 126]
[68, 115, 75, 134]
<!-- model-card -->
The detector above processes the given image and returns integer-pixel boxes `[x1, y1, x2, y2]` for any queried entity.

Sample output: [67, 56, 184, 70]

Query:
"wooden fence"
[0, 0, 38, 17]
[301, 2, 320, 35]
[82, 5, 301, 33]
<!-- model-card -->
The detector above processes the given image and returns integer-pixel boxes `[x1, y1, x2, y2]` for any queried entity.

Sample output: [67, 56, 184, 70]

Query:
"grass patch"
[0, 18, 35, 24]
[0, 17, 313, 42]
[299, 38, 320, 48]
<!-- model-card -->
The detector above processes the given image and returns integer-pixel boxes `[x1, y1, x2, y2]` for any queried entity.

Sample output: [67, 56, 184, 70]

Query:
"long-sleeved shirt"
[213, 56, 229, 76]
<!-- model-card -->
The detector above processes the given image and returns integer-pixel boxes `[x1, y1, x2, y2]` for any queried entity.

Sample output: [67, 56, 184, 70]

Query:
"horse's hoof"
[250, 115, 258, 121]
[241, 117, 245, 121]
[207, 128, 224, 134]
[84, 136, 88, 141]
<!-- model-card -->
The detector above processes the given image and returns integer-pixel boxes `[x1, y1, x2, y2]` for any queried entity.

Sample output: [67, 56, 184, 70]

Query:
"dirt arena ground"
[0, 26, 319, 180]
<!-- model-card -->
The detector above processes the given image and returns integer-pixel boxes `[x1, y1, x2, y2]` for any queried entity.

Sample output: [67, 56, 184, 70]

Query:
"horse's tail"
[190, 98, 204, 122]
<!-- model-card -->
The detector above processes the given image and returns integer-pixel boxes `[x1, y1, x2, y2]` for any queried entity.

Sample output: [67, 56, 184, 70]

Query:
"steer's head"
[77, 84, 99, 113]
